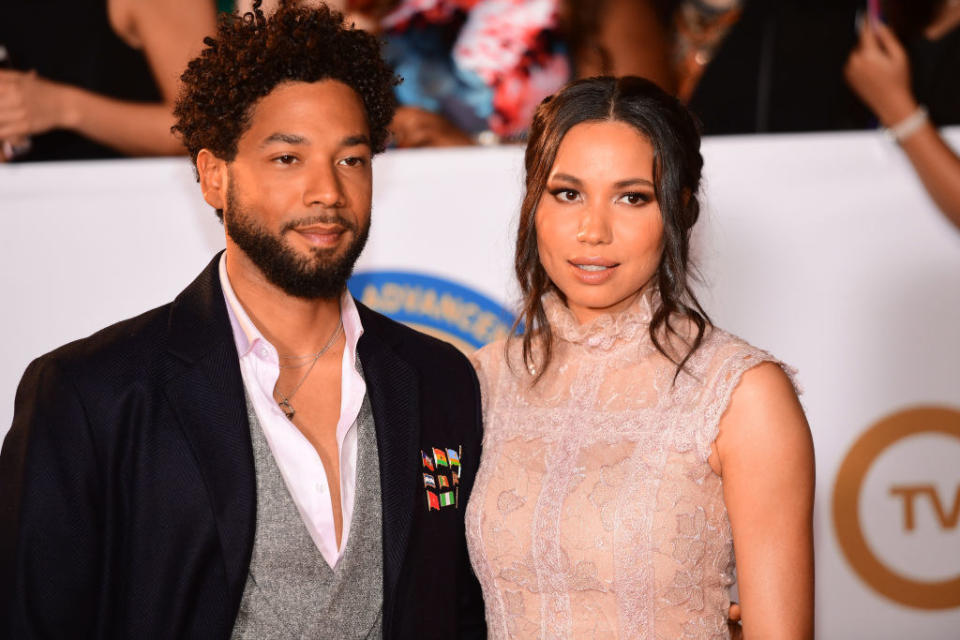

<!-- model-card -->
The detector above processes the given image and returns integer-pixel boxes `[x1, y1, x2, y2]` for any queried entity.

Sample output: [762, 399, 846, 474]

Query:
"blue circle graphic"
[348, 271, 517, 350]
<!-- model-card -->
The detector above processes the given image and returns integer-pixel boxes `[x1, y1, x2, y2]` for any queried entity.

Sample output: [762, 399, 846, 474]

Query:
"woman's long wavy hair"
[513, 75, 710, 383]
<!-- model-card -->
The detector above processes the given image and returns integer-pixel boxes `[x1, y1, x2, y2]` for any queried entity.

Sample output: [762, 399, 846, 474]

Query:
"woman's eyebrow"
[550, 172, 582, 186]
[613, 178, 655, 189]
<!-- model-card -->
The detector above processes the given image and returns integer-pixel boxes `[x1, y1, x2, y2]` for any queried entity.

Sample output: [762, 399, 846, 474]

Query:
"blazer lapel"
[163, 254, 256, 604]
[356, 305, 420, 630]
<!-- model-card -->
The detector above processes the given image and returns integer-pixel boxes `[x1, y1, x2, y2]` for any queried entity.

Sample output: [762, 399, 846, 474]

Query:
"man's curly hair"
[173, 0, 398, 167]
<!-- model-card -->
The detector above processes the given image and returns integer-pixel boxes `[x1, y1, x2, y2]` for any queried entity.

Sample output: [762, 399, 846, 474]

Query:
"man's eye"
[339, 156, 366, 167]
[273, 154, 297, 165]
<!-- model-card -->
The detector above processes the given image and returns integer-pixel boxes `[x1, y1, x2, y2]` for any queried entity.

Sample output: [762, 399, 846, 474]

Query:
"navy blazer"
[0, 254, 486, 639]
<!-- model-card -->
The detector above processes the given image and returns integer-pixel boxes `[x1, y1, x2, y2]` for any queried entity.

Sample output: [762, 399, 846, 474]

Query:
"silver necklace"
[274, 318, 343, 420]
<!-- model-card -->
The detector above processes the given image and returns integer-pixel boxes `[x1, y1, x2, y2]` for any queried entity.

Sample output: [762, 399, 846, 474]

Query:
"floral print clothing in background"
[383, 0, 571, 138]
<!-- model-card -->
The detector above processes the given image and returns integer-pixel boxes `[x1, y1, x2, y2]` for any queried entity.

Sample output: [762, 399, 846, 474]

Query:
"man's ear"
[196, 149, 228, 212]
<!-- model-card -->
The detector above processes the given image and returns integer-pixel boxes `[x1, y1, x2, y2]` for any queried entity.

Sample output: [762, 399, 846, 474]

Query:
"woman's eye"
[619, 192, 652, 206]
[551, 188, 580, 203]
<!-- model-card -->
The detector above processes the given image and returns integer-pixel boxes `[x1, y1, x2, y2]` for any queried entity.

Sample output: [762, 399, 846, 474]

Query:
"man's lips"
[291, 225, 347, 247]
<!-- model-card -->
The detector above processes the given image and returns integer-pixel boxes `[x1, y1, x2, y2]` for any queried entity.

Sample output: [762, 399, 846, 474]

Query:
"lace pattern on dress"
[544, 290, 654, 351]
[466, 292, 797, 639]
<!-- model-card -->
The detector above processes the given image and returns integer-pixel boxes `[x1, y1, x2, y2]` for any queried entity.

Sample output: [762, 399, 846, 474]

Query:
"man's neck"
[224, 248, 343, 357]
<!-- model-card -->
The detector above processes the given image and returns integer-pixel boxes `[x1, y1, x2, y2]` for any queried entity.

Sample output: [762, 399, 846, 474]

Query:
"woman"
[465, 76, 814, 638]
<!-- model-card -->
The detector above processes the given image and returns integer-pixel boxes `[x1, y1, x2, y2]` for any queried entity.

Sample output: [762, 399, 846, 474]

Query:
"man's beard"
[223, 182, 370, 300]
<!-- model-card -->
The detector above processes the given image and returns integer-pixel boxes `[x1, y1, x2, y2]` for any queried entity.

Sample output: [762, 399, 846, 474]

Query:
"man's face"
[221, 80, 373, 299]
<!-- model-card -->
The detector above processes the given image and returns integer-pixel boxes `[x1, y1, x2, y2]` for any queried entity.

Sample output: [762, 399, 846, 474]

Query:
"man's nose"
[303, 163, 345, 208]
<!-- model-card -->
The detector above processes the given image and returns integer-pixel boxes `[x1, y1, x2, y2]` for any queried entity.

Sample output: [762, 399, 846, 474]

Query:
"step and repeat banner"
[1, 130, 959, 638]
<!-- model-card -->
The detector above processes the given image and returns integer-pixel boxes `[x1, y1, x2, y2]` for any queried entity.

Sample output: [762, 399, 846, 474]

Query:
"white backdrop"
[2, 130, 959, 638]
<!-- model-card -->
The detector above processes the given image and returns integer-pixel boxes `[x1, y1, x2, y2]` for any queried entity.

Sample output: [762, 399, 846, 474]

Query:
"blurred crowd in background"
[2, 0, 959, 157]
[2, 0, 959, 224]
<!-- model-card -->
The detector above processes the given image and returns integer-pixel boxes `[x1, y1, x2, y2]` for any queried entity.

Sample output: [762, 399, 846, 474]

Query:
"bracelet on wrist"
[474, 130, 501, 146]
[883, 105, 929, 143]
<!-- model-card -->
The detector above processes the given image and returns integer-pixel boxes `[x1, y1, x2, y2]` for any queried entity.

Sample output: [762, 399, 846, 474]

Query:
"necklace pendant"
[278, 398, 295, 420]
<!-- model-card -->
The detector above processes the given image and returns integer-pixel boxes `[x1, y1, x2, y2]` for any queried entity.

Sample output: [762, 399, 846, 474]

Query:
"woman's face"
[535, 120, 664, 324]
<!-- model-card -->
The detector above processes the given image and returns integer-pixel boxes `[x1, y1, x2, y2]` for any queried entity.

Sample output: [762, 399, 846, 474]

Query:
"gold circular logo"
[832, 406, 960, 609]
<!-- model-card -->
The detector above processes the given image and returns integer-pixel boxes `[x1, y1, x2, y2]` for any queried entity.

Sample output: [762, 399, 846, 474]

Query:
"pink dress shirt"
[218, 254, 366, 568]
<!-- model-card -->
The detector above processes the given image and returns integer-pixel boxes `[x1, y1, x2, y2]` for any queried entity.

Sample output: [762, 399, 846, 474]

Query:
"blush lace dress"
[465, 291, 795, 639]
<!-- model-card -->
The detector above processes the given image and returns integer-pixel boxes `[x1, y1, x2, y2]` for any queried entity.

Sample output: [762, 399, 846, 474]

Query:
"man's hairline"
[194, 76, 376, 165]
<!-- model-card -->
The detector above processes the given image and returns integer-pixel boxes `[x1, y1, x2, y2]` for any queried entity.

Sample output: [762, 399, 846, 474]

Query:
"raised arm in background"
[0, 0, 216, 158]
[845, 12, 960, 230]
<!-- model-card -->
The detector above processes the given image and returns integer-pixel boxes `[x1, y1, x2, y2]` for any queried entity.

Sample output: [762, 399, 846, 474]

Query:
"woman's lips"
[568, 258, 619, 284]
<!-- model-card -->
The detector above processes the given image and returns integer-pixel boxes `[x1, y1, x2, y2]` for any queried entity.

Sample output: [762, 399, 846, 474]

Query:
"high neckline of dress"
[543, 288, 656, 351]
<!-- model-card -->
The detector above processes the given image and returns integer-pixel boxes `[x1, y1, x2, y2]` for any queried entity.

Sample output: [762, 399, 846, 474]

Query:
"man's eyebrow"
[341, 134, 371, 148]
[260, 133, 308, 147]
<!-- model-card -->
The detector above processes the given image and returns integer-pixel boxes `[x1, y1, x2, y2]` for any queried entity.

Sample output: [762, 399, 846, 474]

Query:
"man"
[0, 3, 485, 638]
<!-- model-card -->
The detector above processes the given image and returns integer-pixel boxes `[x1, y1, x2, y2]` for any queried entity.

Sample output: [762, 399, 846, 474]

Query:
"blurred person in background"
[379, 0, 570, 148]
[242, 0, 674, 149]
[377, 0, 875, 145]
[0, 0, 216, 162]
[377, 0, 679, 149]
[845, 0, 960, 229]
[563, 0, 874, 136]
[668, 0, 868, 135]
[563, 0, 674, 87]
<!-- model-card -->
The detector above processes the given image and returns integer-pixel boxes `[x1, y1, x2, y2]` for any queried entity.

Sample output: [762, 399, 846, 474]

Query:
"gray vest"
[231, 391, 384, 639]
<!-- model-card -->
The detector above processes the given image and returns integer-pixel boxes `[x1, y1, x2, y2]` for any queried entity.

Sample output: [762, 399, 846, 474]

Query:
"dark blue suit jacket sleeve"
[0, 356, 105, 637]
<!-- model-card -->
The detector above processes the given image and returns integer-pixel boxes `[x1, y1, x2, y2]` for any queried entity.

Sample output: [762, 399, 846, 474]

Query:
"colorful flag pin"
[439, 491, 456, 508]
[433, 447, 449, 468]
[438, 475, 449, 489]
[426, 490, 440, 511]
[421, 450, 434, 472]
[423, 474, 436, 489]
[446, 448, 460, 468]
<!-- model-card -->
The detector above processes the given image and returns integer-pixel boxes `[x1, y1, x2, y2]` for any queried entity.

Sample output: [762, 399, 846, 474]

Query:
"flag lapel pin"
[421, 450, 434, 472]
[446, 447, 461, 470]
[425, 489, 440, 511]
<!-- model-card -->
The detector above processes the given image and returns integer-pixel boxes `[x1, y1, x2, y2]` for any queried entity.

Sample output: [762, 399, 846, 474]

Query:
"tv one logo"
[833, 407, 960, 609]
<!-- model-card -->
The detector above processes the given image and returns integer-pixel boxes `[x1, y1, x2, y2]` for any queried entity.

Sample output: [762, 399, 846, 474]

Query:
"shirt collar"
[218, 252, 364, 359]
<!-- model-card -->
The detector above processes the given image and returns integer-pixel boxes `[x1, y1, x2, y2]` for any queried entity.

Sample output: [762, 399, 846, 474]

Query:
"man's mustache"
[281, 213, 358, 234]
